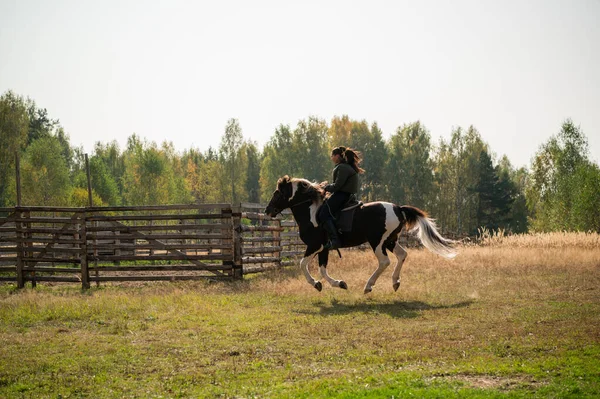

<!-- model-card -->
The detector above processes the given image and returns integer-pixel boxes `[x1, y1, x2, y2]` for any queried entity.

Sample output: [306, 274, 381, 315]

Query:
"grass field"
[1, 233, 599, 398]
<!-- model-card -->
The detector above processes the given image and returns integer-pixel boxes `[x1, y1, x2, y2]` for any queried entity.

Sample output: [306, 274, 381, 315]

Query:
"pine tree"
[471, 151, 515, 233]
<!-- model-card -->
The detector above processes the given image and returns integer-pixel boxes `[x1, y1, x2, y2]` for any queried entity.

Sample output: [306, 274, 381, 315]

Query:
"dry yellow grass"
[476, 229, 600, 249]
[252, 233, 600, 301]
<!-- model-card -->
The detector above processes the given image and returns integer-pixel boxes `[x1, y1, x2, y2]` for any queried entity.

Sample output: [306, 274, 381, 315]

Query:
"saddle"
[336, 198, 363, 232]
[320, 196, 363, 233]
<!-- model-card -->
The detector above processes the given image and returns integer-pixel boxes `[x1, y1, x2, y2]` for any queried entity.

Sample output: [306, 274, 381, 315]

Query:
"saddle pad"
[337, 205, 360, 233]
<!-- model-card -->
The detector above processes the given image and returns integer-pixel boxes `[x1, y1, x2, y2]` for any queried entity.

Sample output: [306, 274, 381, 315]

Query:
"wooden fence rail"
[0, 203, 304, 288]
[0, 203, 446, 288]
[237, 203, 304, 274]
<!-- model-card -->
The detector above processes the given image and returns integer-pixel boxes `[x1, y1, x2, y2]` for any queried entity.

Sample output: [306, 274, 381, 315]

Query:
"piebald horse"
[264, 176, 456, 293]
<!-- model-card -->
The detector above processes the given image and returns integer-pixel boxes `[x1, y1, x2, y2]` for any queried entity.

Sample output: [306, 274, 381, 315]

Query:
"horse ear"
[277, 175, 292, 194]
[278, 180, 292, 199]
[277, 175, 290, 186]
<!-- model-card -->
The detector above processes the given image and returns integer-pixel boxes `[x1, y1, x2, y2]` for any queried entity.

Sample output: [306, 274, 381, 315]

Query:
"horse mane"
[277, 175, 326, 203]
[291, 178, 326, 202]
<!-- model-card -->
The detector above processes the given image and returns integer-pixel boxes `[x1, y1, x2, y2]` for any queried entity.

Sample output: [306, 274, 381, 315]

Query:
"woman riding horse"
[264, 175, 457, 293]
[320, 146, 364, 249]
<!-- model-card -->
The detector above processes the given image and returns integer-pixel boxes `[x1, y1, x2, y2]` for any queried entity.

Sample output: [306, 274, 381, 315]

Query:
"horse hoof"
[363, 287, 372, 294]
[314, 281, 323, 292]
[393, 282, 400, 292]
[339, 281, 348, 290]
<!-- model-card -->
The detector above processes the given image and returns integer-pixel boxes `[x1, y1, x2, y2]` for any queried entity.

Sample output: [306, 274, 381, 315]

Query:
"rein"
[268, 198, 313, 218]
[289, 198, 313, 209]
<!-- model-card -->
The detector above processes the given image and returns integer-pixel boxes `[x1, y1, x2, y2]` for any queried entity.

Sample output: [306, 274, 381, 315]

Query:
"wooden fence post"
[220, 207, 234, 279]
[80, 210, 90, 289]
[14, 153, 25, 288]
[94, 218, 99, 287]
[274, 217, 282, 269]
[15, 209, 24, 289]
[232, 205, 243, 279]
[85, 154, 93, 207]
[15, 152, 21, 207]
[24, 210, 34, 288]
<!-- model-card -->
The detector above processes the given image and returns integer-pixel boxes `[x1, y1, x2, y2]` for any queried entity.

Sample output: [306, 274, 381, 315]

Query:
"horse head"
[264, 176, 325, 217]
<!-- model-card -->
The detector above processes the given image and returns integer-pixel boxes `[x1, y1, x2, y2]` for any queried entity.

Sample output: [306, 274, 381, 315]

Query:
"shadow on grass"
[298, 299, 475, 319]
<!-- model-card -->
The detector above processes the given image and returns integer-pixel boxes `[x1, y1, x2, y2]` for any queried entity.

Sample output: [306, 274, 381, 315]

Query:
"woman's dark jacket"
[324, 163, 359, 194]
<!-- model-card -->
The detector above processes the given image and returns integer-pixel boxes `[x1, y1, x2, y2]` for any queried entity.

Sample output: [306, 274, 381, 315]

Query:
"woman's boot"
[323, 220, 342, 250]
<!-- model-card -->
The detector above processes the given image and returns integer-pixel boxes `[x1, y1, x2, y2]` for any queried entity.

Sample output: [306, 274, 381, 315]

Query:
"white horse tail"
[397, 205, 457, 259]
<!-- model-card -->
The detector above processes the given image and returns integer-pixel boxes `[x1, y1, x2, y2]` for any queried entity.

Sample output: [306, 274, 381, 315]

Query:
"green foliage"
[432, 126, 488, 234]
[162, 140, 193, 204]
[528, 119, 599, 232]
[0, 91, 29, 207]
[570, 162, 600, 232]
[70, 187, 105, 207]
[243, 141, 261, 203]
[259, 117, 329, 202]
[18, 136, 72, 206]
[386, 121, 434, 209]
[93, 140, 126, 198]
[121, 135, 187, 205]
[182, 149, 226, 203]
[0, 91, 79, 207]
[292, 116, 330, 182]
[220, 118, 244, 203]
[73, 156, 120, 206]
[497, 157, 529, 233]
[25, 100, 59, 145]
[470, 151, 515, 233]
[260, 124, 295, 201]
[363, 122, 388, 201]
[1, 90, 598, 234]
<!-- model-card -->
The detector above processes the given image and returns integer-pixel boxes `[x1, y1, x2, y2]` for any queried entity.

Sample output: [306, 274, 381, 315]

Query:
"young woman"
[319, 146, 365, 249]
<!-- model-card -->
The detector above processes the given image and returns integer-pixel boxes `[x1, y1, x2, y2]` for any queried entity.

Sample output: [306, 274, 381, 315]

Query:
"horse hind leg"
[364, 247, 391, 294]
[319, 266, 348, 290]
[317, 250, 347, 289]
[391, 243, 408, 292]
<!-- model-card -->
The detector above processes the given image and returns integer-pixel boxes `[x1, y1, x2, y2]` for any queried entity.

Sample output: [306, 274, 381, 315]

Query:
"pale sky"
[1, 0, 599, 167]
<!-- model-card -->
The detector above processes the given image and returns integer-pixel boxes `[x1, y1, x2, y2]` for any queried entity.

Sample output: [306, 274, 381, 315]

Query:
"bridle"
[268, 191, 313, 216]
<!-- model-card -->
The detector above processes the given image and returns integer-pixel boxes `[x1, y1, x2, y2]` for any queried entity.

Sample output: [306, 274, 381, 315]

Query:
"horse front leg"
[318, 250, 348, 290]
[319, 266, 348, 290]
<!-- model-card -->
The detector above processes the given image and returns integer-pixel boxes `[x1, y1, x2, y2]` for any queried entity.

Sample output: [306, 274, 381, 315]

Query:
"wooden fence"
[238, 203, 304, 274]
[0, 203, 304, 289]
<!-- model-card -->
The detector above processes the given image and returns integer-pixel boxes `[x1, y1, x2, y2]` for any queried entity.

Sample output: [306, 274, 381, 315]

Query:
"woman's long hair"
[332, 146, 365, 174]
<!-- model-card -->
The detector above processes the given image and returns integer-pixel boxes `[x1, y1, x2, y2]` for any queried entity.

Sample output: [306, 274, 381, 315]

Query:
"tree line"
[1, 90, 599, 234]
